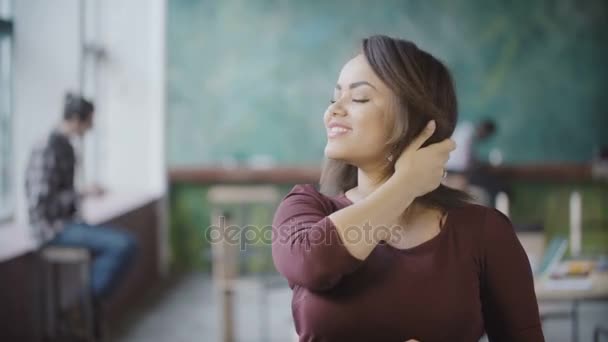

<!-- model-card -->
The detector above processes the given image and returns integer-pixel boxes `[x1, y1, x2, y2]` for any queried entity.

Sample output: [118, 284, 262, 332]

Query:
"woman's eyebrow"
[335, 81, 377, 90]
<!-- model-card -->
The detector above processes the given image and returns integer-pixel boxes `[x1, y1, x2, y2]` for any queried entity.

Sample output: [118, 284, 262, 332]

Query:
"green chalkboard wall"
[167, 0, 608, 166]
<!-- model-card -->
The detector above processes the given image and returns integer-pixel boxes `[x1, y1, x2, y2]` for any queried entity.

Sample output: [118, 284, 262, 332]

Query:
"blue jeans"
[48, 223, 138, 300]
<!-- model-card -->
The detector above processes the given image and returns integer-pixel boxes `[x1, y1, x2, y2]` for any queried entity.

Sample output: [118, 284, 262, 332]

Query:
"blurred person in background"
[25, 92, 137, 337]
[444, 119, 504, 204]
[445, 118, 496, 174]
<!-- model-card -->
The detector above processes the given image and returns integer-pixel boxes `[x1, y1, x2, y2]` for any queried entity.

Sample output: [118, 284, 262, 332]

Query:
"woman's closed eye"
[330, 98, 370, 104]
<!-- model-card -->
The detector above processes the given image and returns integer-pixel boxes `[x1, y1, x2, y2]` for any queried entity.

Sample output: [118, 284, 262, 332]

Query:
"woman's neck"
[350, 158, 389, 199]
[348, 162, 442, 232]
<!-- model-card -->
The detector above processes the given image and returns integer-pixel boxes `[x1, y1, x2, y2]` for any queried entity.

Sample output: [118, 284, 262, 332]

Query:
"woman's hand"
[393, 120, 456, 198]
[325, 121, 453, 260]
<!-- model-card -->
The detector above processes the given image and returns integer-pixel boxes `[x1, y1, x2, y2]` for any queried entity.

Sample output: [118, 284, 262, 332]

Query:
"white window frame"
[0, 0, 14, 223]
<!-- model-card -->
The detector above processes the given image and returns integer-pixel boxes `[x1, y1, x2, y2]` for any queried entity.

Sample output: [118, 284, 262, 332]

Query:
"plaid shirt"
[25, 130, 82, 241]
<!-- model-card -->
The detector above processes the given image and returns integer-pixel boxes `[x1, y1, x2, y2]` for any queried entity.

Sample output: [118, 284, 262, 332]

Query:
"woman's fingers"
[425, 138, 456, 165]
[393, 122, 456, 197]
[408, 120, 436, 152]
[424, 137, 456, 154]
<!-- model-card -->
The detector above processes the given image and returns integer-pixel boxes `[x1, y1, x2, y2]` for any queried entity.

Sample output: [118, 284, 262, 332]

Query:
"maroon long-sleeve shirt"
[272, 184, 544, 342]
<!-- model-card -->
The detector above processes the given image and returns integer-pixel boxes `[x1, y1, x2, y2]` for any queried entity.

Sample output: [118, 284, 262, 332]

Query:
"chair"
[535, 236, 582, 342]
[594, 325, 608, 342]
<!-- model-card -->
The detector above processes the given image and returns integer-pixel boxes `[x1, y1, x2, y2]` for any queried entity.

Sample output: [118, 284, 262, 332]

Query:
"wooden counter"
[487, 163, 595, 183]
[169, 163, 598, 185]
[169, 166, 322, 184]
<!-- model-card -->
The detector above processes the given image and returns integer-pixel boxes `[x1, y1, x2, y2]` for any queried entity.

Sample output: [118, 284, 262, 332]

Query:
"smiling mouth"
[327, 127, 352, 138]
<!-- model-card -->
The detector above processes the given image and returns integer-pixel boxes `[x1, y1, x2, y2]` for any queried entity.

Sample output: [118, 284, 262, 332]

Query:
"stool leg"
[41, 258, 53, 341]
[93, 299, 104, 342]
[80, 260, 95, 342]
[52, 263, 61, 339]
[222, 286, 235, 342]
[572, 300, 579, 342]
[260, 283, 269, 342]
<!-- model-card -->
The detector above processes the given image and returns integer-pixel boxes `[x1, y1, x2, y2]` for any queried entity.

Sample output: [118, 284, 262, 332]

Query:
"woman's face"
[324, 54, 394, 167]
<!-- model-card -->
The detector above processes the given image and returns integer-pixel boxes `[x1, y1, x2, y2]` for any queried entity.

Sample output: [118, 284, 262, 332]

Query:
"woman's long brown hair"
[320, 35, 472, 214]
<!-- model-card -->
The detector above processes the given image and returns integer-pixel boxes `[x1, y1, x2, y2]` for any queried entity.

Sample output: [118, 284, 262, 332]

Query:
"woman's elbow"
[272, 253, 342, 292]
[287, 268, 342, 292]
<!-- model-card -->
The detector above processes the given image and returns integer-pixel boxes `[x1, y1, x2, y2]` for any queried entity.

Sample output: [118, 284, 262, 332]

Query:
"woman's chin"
[324, 154, 352, 164]
[324, 146, 346, 160]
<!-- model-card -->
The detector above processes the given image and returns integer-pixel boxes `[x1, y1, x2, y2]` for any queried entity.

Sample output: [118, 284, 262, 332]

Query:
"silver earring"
[386, 154, 394, 162]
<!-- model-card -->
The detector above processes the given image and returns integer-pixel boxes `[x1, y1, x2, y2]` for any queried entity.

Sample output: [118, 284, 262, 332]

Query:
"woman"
[271, 35, 544, 342]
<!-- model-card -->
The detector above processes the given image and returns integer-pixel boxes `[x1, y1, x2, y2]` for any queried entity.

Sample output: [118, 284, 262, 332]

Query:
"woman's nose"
[330, 102, 347, 117]
[332, 110, 346, 117]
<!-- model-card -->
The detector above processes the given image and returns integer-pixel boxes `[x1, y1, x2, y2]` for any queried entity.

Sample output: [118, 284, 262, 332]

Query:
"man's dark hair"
[63, 92, 94, 121]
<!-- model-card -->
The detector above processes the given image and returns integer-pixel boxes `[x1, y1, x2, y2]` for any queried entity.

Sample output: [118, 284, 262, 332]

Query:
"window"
[0, 0, 13, 223]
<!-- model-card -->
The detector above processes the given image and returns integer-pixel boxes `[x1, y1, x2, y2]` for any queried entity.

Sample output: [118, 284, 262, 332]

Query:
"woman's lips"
[327, 126, 352, 138]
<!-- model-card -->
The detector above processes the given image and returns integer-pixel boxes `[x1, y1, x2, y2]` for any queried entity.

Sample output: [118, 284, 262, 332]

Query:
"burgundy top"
[272, 184, 544, 342]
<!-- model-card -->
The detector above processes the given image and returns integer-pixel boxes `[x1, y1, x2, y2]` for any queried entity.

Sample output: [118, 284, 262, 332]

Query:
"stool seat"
[41, 246, 90, 264]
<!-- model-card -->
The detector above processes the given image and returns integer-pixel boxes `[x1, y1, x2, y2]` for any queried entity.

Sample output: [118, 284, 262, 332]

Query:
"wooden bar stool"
[207, 185, 280, 342]
[39, 245, 95, 342]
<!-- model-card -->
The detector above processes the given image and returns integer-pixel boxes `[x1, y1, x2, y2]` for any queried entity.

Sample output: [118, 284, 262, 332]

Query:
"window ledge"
[0, 189, 164, 262]
[81, 190, 163, 225]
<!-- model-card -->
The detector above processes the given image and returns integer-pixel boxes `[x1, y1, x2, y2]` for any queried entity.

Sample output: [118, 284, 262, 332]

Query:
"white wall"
[11, 0, 166, 226]
[96, 0, 166, 194]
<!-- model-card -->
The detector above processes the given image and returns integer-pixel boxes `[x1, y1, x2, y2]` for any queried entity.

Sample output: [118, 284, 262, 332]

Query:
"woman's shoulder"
[272, 184, 344, 226]
[282, 183, 321, 201]
[449, 203, 511, 226]
[279, 183, 345, 213]
[448, 203, 517, 248]
[284, 183, 341, 200]
[287, 183, 318, 195]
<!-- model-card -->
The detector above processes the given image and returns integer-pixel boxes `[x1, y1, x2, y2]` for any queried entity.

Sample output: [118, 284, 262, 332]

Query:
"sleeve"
[479, 208, 545, 342]
[271, 184, 364, 292]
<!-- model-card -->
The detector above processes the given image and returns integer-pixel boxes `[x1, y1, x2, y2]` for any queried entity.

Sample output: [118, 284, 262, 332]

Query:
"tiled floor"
[110, 273, 608, 342]
[110, 273, 295, 342]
